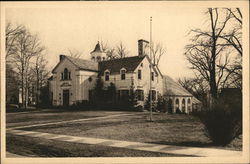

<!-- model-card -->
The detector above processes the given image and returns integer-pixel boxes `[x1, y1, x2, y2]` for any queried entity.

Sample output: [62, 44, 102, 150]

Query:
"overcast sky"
[6, 2, 208, 80]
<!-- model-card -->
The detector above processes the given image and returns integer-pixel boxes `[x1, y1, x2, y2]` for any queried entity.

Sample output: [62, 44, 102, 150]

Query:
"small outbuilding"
[162, 75, 201, 114]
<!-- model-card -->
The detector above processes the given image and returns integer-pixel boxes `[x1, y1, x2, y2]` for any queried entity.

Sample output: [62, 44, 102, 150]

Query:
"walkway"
[7, 129, 242, 157]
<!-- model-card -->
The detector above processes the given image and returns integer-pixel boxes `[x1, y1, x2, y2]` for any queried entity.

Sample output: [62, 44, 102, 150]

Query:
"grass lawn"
[6, 134, 189, 157]
[6, 109, 132, 128]
[18, 112, 242, 151]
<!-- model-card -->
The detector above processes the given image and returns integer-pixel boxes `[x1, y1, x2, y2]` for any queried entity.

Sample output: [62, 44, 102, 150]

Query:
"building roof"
[91, 41, 103, 53]
[52, 56, 99, 73]
[192, 96, 201, 104]
[52, 54, 162, 77]
[67, 56, 99, 71]
[48, 75, 53, 81]
[98, 56, 146, 75]
[163, 75, 192, 96]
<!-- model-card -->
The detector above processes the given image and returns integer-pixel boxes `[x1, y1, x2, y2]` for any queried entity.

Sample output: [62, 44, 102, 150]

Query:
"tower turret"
[90, 41, 107, 62]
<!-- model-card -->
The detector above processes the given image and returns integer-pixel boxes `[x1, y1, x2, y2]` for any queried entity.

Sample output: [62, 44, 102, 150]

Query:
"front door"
[63, 90, 69, 107]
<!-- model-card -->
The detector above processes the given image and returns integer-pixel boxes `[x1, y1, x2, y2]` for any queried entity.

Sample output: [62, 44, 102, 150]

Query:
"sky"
[6, 2, 208, 80]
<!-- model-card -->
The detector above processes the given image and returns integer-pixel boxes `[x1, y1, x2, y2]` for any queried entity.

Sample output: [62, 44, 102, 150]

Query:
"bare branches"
[106, 48, 116, 59]
[227, 8, 242, 25]
[151, 42, 166, 67]
[219, 8, 242, 56]
[5, 23, 25, 60]
[6, 23, 47, 108]
[185, 8, 242, 102]
[100, 40, 117, 59]
[116, 41, 129, 58]
[178, 76, 209, 104]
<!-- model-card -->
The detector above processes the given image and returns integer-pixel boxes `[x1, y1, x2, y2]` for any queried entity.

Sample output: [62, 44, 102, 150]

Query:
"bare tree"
[32, 53, 49, 107]
[219, 8, 242, 89]
[219, 8, 242, 56]
[5, 23, 25, 60]
[106, 48, 117, 59]
[185, 8, 236, 103]
[100, 40, 117, 59]
[178, 75, 209, 105]
[151, 42, 166, 67]
[8, 25, 45, 108]
[115, 41, 129, 58]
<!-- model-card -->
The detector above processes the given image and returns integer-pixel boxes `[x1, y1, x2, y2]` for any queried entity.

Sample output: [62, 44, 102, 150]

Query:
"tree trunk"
[21, 65, 24, 108]
[36, 69, 39, 108]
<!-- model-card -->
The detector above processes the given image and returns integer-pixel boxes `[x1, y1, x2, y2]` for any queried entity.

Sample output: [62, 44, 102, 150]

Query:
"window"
[61, 68, 71, 80]
[136, 90, 144, 101]
[97, 56, 101, 62]
[149, 90, 156, 101]
[119, 90, 129, 101]
[105, 71, 110, 81]
[64, 68, 68, 80]
[88, 77, 92, 82]
[152, 90, 156, 101]
[151, 72, 154, 81]
[121, 69, 126, 80]
[188, 98, 191, 104]
[92, 57, 95, 60]
[138, 70, 142, 80]
[62, 68, 71, 80]
[141, 63, 143, 67]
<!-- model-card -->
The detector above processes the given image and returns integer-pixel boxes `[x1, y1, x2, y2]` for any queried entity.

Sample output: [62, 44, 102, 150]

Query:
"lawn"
[7, 134, 189, 157]
[6, 109, 132, 128]
[17, 112, 242, 151]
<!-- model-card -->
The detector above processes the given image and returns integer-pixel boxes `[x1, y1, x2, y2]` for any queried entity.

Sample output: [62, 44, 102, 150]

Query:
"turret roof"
[91, 41, 103, 53]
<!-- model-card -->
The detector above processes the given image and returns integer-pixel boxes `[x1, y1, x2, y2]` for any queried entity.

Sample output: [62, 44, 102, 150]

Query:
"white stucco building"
[49, 39, 199, 113]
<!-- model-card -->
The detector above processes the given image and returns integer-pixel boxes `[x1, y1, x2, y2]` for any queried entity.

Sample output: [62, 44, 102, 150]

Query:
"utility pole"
[149, 16, 153, 121]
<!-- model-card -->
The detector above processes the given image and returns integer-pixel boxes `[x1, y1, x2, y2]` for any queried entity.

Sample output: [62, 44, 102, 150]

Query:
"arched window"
[64, 68, 68, 80]
[175, 99, 179, 105]
[91, 56, 95, 61]
[182, 99, 186, 112]
[175, 98, 180, 111]
[63, 68, 71, 80]
[97, 56, 101, 62]
[188, 98, 191, 104]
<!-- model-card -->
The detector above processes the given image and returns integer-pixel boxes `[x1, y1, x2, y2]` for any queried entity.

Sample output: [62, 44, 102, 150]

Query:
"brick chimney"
[138, 39, 149, 57]
[59, 54, 65, 61]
